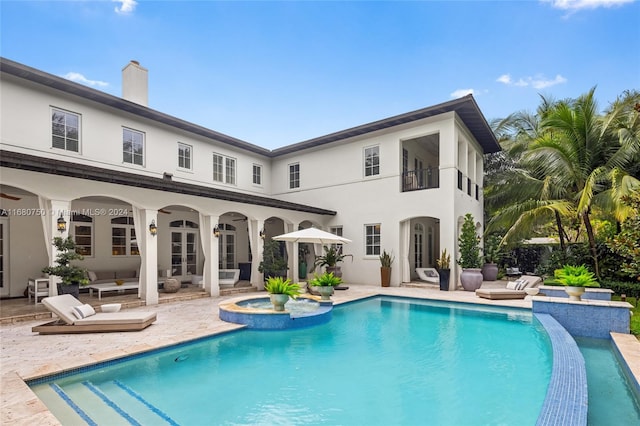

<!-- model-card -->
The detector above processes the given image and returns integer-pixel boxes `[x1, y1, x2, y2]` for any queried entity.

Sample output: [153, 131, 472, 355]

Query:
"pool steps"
[42, 379, 179, 425]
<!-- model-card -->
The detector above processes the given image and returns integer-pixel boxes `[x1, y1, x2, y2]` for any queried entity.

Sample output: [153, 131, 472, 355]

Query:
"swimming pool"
[30, 297, 553, 424]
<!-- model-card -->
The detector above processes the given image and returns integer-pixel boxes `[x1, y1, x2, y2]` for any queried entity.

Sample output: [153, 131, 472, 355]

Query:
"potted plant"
[42, 236, 90, 298]
[309, 272, 342, 301]
[436, 249, 451, 291]
[481, 234, 502, 282]
[258, 238, 288, 280]
[458, 214, 483, 291]
[313, 245, 353, 278]
[298, 245, 309, 280]
[264, 276, 301, 311]
[379, 250, 394, 287]
[553, 264, 600, 301]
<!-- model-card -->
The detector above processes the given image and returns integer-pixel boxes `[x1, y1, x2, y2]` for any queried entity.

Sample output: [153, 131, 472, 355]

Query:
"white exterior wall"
[1, 65, 490, 297]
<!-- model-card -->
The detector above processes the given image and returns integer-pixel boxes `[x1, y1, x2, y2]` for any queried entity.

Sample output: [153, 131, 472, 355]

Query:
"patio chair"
[475, 275, 543, 300]
[32, 294, 157, 334]
[415, 268, 439, 284]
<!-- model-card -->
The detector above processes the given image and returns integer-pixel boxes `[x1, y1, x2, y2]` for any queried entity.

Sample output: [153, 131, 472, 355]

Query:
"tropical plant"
[264, 276, 301, 298]
[483, 234, 503, 264]
[42, 236, 90, 286]
[379, 250, 394, 268]
[607, 194, 640, 281]
[436, 249, 451, 270]
[458, 214, 482, 269]
[258, 238, 288, 278]
[314, 245, 353, 268]
[554, 264, 600, 287]
[309, 272, 343, 287]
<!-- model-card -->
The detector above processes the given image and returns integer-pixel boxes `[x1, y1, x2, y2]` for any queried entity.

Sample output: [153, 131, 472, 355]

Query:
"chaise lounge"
[415, 268, 439, 284]
[475, 275, 543, 300]
[32, 294, 157, 334]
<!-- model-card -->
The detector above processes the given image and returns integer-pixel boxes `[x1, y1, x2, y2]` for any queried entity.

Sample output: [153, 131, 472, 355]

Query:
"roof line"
[0, 150, 336, 216]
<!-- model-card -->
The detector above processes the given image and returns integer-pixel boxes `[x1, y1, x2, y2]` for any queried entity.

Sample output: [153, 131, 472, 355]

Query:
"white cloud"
[114, 0, 137, 15]
[542, 0, 635, 10]
[496, 74, 512, 84]
[62, 72, 109, 88]
[496, 73, 568, 89]
[450, 88, 475, 98]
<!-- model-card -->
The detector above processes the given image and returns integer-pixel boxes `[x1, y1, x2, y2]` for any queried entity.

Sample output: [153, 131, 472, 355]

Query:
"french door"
[171, 230, 198, 281]
[0, 217, 8, 297]
[218, 224, 236, 269]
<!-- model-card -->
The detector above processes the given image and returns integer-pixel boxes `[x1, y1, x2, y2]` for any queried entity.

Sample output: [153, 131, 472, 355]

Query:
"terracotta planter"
[270, 294, 289, 311]
[481, 263, 499, 281]
[565, 286, 586, 301]
[380, 267, 391, 287]
[460, 268, 483, 291]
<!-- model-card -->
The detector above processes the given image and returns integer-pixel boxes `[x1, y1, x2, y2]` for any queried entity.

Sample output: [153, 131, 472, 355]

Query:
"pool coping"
[2, 286, 639, 425]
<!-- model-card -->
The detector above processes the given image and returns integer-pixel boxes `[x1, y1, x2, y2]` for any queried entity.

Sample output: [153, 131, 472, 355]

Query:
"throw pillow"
[88, 271, 98, 282]
[73, 304, 96, 319]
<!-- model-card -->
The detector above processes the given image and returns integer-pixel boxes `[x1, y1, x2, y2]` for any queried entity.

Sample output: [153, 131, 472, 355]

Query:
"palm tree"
[525, 88, 640, 277]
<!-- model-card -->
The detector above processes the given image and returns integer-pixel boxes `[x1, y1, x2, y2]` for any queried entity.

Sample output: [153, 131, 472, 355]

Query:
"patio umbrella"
[272, 227, 352, 245]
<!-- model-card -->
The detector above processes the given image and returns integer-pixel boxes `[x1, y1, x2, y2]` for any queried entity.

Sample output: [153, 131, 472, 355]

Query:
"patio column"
[134, 208, 158, 305]
[43, 199, 72, 296]
[200, 214, 219, 297]
[250, 219, 265, 290]
[400, 219, 411, 284]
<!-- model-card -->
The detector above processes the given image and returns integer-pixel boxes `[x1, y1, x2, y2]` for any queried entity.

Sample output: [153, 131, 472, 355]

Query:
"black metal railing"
[402, 168, 439, 192]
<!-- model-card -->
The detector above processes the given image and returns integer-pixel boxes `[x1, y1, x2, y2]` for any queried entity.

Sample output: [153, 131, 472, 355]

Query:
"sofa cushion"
[115, 270, 137, 279]
[94, 271, 116, 281]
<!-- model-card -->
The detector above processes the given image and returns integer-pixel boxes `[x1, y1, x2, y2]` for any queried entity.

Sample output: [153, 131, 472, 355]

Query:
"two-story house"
[0, 58, 500, 305]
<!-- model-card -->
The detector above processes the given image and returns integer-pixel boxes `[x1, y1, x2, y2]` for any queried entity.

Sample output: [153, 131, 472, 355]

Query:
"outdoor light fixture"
[213, 225, 221, 238]
[56, 214, 67, 233]
[149, 220, 158, 236]
[259, 229, 265, 239]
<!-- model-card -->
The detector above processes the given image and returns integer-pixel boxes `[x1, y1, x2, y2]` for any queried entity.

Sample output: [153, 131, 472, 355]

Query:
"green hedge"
[600, 280, 640, 306]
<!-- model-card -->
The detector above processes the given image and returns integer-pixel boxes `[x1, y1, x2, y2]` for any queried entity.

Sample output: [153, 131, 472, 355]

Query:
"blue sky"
[1, 0, 638, 149]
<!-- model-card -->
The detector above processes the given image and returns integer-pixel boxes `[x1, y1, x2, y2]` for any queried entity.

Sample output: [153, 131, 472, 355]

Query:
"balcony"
[402, 168, 439, 192]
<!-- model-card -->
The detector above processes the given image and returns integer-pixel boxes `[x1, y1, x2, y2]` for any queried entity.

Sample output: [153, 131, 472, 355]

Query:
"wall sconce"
[56, 214, 67, 233]
[259, 229, 265, 239]
[149, 220, 158, 236]
[213, 225, 221, 238]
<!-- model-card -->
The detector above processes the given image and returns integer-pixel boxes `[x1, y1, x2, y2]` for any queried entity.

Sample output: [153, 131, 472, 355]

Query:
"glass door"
[218, 224, 236, 269]
[171, 230, 198, 281]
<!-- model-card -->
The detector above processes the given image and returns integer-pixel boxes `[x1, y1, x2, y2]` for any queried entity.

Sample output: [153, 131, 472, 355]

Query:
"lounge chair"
[32, 294, 157, 334]
[475, 275, 543, 300]
[415, 268, 439, 284]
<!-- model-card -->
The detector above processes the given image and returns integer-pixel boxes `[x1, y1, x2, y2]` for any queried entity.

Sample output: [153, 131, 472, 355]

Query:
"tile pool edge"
[534, 313, 588, 426]
[610, 332, 640, 402]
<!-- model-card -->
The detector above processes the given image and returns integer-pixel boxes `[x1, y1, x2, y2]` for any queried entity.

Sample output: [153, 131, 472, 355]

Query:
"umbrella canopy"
[272, 228, 352, 245]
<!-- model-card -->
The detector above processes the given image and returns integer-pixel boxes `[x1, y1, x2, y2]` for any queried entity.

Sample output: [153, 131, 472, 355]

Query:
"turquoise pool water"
[31, 297, 553, 425]
[577, 337, 640, 424]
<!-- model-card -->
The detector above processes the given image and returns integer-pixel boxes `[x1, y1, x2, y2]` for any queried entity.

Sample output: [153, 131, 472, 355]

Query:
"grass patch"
[612, 295, 640, 336]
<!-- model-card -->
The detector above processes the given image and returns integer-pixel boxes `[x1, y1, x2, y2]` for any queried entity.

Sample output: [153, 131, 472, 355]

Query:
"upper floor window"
[253, 164, 262, 185]
[364, 146, 380, 177]
[51, 108, 80, 152]
[213, 153, 236, 184]
[71, 214, 92, 256]
[178, 143, 192, 170]
[289, 163, 300, 189]
[123, 128, 144, 166]
[365, 223, 381, 256]
[111, 216, 138, 256]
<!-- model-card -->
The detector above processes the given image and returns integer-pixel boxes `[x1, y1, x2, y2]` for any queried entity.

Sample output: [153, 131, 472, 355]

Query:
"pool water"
[31, 297, 555, 425]
[238, 297, 320, 314]
[577, 337, 640, 424]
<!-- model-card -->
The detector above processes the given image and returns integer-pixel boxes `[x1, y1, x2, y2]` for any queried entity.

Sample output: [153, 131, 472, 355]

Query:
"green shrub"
[264, 277, 301, 298]
[309, 272, 343, 287]
[554, 264, 600, 287]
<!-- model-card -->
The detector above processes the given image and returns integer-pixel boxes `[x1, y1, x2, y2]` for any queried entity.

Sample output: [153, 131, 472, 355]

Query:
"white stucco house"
[0, 57, 500, 304]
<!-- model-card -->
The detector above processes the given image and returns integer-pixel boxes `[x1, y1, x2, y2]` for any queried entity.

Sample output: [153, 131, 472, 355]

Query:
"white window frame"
[365, 223, 381, 256]
[122, 127, 145, 166]
[289, 163, 300, 189]
[71, 214, 94, 257]
[213, 153, 236, 185]
[111, 217, 139, 257]
[329, 226, 343, 252]
[178, 142, 192, 170]
[252, 164, 262, 186]
[51, 107, 80, 152]
[364, 145, 380, 177]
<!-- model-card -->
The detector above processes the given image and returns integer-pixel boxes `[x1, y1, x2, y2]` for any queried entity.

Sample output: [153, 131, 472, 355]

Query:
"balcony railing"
[402, 169, 439, 192]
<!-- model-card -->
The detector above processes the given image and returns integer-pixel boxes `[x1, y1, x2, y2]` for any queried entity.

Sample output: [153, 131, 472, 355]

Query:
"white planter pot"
[315, 286, 334, 301]
[270, 294, 290, 311]
[565, 286, 586, 301]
